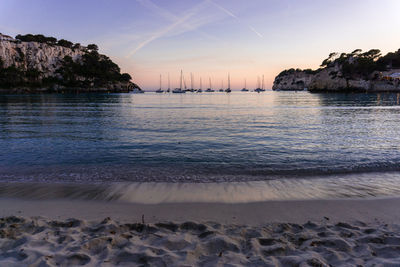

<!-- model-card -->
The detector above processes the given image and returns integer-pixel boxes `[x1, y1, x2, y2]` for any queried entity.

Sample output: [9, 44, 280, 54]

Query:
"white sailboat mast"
[180, 70, 183, 90]
[262, 75, 265, 90]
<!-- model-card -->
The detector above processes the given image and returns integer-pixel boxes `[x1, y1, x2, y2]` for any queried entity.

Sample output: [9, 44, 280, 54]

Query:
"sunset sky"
[1, 0, 400, 89]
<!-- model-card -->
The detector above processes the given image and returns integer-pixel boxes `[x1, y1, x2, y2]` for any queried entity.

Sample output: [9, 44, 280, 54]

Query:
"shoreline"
[2, 197, 400, 225]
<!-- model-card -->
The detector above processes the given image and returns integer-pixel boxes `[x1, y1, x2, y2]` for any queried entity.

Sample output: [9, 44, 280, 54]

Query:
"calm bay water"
[1, 91, 400, 201]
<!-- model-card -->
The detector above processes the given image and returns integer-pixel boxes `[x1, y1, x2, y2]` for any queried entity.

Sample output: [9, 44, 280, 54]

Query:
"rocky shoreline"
[0, 33, 141, 94]
[273, 49, 400, 92]
[0, 83, 135, 94]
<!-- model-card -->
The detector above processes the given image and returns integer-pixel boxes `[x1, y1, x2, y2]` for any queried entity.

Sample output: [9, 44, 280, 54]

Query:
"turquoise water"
[1, 91, 400, 184]
[2, 91, 400, 202]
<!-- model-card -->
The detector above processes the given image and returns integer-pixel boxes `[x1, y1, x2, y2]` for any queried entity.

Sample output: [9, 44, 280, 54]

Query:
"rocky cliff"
[0, 33, 141, 93]
[273, 49, 400, 92]
[0, 39, 83, 76]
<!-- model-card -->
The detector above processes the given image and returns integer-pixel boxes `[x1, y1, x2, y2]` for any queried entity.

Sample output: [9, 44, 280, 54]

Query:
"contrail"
[129, 0, 209, 57]
[135, 0, 217, 39]
[207, 0, 263, 38]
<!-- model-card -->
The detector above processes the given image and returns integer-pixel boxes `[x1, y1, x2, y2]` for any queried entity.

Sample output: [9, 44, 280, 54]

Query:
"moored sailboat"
[254, 75, 266, 93]
[219, 80, 224, 92]
[225, 73, 231, 93]
[166, 73, 171, 93]
[172, 70, 186, 93]
[197, 77, 203, 93]
[155, 74, 164, 93]
[241, 78, 249, 91]
[206, 77, 215, 92]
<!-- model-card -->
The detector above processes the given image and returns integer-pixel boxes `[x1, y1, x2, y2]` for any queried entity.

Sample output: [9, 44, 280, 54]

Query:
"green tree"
[72, 43, 81, 50]
[87, 44, 98, 51]
[321, 52, 338, 67]
[57, 39, 73, 48]
[120, 73, 132, 82]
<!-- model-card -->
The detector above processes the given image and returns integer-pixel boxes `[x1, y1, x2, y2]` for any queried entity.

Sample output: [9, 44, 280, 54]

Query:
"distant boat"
[166, 73, 171, 93]
[225, 73, 231, 93]
[197, 77, 203, 93]
[241, 79, 249, 91]
[172, 70, 186, 93]
[219, 80, 224, 92]
[206, 77, 215, 92]
[182, 74, 189, 92]
[254, 75, 265, 93]
[155, 74, 164, 93]
[188, 73, 195, 92]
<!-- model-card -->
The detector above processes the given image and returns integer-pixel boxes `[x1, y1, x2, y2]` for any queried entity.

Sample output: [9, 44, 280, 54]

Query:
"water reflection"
[1, 92, 400, 183]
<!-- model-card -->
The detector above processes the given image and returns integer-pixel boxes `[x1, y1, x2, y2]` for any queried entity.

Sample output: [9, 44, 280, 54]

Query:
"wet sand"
[1, 197, 400, 225]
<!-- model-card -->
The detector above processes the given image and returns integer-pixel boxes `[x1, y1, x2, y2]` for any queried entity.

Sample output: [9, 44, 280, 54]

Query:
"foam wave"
[2, 171, 400, 203]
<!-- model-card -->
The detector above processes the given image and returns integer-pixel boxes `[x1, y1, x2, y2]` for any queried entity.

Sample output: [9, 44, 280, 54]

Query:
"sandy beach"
[2, 197, 400, 266]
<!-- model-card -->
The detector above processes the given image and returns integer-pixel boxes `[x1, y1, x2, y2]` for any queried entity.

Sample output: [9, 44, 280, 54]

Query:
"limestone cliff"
[0, 33, 141, 93]
[273, 49, 400, 92]
[272, 69, 314, 91]
[0, 39, 83, 76]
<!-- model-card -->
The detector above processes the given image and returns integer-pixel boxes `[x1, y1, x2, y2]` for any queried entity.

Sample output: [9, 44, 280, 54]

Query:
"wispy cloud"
[98, 0, 262, 58]
[207, 0, 263, 38]
[128, 0, 211, 57]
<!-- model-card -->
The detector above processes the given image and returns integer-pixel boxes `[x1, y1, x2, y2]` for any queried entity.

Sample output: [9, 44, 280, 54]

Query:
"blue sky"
[1, 0, 400, 89]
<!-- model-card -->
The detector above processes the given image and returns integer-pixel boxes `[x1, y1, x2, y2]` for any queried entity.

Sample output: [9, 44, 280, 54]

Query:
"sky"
[1, 0, 400, 90]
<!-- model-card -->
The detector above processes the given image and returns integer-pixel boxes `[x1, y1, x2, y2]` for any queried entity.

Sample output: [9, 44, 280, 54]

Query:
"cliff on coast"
[0, 33, 141, 93]
[273, 48, 400, 92]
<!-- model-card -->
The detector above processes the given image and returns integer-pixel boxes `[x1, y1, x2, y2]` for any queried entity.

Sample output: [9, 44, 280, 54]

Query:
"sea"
[1, 91, 400, 203]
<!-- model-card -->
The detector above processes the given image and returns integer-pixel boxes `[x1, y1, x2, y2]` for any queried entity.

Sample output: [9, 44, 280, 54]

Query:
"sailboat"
[183, 74, 188, 91]
[206, 77, 215, 92]
[155, 74, 164, 93]
[225, 73, 231, 93]
[241, 78, 249, 91]
[188, 73, 195, 92]
[261, 75, 266, 91]
[166, 73, 171, 93]
[254, 75, 266, 93]
[197, 77, 203, 93]
[172, 70, 186, 93]
[219, 80, 224, 92]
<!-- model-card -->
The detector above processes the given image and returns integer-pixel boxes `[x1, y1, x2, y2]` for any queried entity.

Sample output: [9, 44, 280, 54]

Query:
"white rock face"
[0, 40, 85, 78]
[272, 70, 314, 91]
[273, 67, 400, 92]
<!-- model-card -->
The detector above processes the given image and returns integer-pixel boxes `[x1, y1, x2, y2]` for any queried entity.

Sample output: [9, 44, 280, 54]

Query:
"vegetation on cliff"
[0, 33, 139, 92]
[277, 48, 400, 80]
[274, 48, 400, 91]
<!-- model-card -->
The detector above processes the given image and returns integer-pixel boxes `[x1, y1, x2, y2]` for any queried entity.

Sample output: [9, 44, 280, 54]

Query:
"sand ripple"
[1, 216, 400, 266]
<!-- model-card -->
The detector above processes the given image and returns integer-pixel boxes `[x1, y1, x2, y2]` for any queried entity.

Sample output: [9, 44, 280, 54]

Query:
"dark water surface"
[1, 91, 400, 202]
